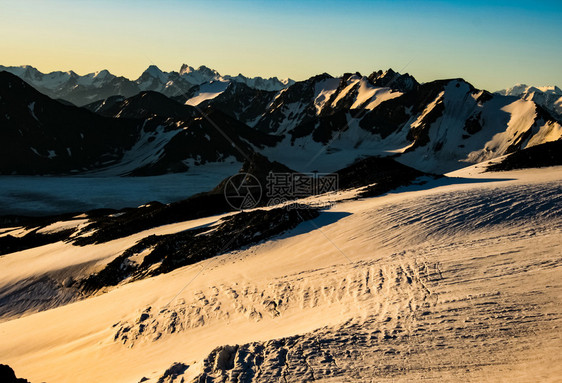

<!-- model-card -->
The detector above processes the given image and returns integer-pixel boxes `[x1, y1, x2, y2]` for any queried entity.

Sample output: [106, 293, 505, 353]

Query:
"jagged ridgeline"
[1, 66, 560, 178]
[0, 64, 295, 106]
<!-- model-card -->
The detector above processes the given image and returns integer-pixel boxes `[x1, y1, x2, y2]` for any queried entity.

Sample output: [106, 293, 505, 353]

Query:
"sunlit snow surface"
[0, 165, 561, 382]
[184, 81, 230, 106]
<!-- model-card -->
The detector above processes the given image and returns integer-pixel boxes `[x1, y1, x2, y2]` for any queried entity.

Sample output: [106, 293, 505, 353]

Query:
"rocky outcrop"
[0, 364, 30, 383]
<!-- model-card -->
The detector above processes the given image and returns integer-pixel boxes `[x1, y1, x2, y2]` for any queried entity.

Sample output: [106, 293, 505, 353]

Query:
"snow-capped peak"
[497, 83, 562, 97]
[538, 85, 562, 95]
[179, 64, 195, 75]
[196, 65, 219, 77]
[177, 64, 294, 91]
[496, 83, 562, 118]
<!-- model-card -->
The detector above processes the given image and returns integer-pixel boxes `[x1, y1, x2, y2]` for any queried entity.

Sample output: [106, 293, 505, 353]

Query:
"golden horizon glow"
[1, 0, 561, 91]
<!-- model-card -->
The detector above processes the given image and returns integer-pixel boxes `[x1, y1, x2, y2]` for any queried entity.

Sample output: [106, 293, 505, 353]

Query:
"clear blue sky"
[1, 0, 560, 90]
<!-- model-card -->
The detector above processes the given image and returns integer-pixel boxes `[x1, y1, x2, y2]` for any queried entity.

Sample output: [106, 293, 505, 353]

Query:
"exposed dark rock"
[328, 75, 362, 111]
[0, 229, 74, 256]
[179, 81, 278, 126]
[0, 211, 81, 229]
[359, 79, 449, 142]
[213, 152, 297, 194]
[84, 91, 197, 120]
[81, 207, 320, 291]
[406, 98, 445, 149]
[0, 71, 140, 175]
[503, 106, 557, 155]
[71, 193, 229, 246]
[336, 156, 428, 191]
[310, 111, 348, 144]
[156, 362, 189, 383]
[124, 107, 281, 176]
[72, 153, 294, 246]
[78, 156, 432, 293]
[487, 140, 562, 171]
[254, 74, 333, 134]
[368, 68, 419, 93]
[0, 364, 30, 383]
[464, 113, 483, 135]
[0, 72, 282, 177]
[475, 90, 494, 104]
[6, 154, 430, 253]
[335, 156, 436, 198]
[82, 95, 125, 114]
[0, 65, 147, 106]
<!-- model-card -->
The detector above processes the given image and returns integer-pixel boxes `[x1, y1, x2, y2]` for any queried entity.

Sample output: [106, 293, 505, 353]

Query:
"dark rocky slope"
[487, 139, 562, 171]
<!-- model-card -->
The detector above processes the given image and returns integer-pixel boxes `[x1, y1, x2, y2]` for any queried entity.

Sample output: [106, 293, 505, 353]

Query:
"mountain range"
[0, 67, 561, 178]
[0, 64, 294, 106]
[1, 65, 562, 383]
[496, 84, 562, 119]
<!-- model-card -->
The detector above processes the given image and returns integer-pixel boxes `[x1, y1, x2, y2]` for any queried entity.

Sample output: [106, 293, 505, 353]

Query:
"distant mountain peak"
[196, 65, 218, 76]
[1, 68, 561, 178]
[95, 69, 111, 78]
[497, 83, 562, 96]
[495, 83, 562, 118]
[176, 64, 294, 92]
[310, 73, 334, 82]
[368, 68, 418, 92]
[142, 65, 165, 78]
[179, 64, 194, 75]
[178, 64, 219, 78]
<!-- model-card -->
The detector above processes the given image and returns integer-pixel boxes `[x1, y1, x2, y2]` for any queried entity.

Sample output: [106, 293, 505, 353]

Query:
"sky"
[0, 0, 561, 91]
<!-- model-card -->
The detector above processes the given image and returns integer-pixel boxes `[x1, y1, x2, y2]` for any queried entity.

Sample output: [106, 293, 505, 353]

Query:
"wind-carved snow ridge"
[113, 258, 434, 348]
[136, 171, 562, 382]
